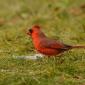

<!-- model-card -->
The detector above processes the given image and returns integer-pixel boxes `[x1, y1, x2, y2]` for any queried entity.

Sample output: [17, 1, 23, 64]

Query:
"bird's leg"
[56, 53, 65, 64]
[34, 50, 44, 59]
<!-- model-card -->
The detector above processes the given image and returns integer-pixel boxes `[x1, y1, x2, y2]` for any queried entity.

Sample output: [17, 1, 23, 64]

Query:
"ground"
[0, 0, 85, 85]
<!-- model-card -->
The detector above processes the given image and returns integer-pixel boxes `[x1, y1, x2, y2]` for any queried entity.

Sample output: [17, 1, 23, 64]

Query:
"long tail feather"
[71, 45, 85, 49]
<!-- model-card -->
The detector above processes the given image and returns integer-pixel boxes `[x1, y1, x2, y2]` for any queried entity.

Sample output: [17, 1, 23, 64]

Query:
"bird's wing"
[40, 38, 71, 50]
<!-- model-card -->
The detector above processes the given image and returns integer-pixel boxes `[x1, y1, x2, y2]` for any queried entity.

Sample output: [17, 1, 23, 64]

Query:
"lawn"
[0, 0, 85, 85]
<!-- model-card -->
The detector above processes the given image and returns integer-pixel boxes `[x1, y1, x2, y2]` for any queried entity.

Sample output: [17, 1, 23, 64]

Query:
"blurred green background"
[0, 0, 85, 85]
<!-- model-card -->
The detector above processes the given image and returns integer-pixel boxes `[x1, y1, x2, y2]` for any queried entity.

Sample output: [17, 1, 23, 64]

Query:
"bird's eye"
[29, 29, 33, 33]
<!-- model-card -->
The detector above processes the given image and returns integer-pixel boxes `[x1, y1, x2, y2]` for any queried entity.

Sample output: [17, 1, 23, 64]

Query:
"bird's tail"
[71, 45, 85, 49]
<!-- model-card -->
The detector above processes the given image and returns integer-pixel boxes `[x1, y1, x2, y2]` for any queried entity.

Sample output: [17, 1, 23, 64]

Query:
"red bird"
[27, 25, 85, 56]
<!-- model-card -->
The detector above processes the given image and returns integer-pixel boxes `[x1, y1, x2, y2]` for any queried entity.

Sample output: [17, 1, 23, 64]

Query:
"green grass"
[0, 0, 85, 85]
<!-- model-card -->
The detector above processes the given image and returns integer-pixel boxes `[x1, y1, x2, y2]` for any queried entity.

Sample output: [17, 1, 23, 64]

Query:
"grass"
[0, 0, 85, 85]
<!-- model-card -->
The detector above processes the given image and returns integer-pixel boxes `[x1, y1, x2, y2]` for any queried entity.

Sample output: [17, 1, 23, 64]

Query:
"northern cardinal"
[27, 25, 85, 56]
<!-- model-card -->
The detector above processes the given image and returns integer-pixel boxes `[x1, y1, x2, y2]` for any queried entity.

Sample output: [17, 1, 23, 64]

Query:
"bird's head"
[27, 25, 40, 36]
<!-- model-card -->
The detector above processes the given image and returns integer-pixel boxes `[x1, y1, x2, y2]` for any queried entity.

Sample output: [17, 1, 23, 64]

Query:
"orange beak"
[26, 31, 31, 36]
[26, 29, 32, 36]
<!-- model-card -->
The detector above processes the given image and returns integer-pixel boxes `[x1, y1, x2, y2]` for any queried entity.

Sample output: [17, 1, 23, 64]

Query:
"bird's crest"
[33, 25, 40, 29]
